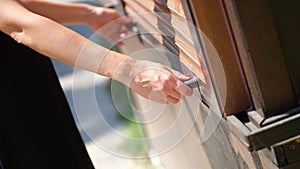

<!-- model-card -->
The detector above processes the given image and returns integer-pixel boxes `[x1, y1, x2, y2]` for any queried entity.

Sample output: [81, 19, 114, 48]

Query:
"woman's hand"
[131, 66, 193, 104]
[113, 60, 193, 104]
[85, 6, 130, 45]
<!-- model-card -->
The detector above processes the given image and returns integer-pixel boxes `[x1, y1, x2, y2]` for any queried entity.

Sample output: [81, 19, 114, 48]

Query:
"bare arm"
[0, 0, 192, 104]
[18, 0, 128, 44]
[19, 0, 98, 25]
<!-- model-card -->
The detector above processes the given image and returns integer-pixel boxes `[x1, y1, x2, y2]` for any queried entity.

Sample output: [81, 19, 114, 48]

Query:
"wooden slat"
[124, 0, 186, 18]
[167, 0, 185, 17]
[124, 0, 162, 42]
[124, 0, 154, 13]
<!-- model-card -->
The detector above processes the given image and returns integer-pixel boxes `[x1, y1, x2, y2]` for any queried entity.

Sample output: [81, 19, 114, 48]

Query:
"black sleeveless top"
[0, 32, 94, 169]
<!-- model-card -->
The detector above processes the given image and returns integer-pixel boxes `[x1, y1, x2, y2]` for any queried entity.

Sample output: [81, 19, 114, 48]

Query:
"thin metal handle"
[183, 76, 200, 89]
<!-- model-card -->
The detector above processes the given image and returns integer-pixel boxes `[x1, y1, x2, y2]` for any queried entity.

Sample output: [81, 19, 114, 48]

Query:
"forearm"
[0, 0, 134, 81]
[19, 0, 93, 25]
[23, 16, 134, 80]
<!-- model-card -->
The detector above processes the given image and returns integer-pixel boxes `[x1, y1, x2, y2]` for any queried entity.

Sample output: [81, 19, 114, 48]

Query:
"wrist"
[74, 4, 99, 24]
[111, 57, 138, 86]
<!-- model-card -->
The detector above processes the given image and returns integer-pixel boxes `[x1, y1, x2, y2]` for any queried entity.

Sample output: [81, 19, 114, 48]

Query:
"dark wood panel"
[225, 0, 297, 117]
[188, 0, 252, 115]
[268, 0, 300, 103]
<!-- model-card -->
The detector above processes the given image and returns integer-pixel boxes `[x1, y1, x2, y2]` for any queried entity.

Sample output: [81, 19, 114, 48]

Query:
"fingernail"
[117, 41, 124, 46]
[187, 74, 192, 76]
[126, 17, 132, 23]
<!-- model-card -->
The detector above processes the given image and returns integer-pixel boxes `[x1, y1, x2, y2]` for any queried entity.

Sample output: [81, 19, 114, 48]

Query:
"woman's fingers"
[149, 90, 180, 104]
[166, 95, 180, 104]
[165, 68, 193, 96]
[119, 60, 194, 104]
[151, 74, 192, 104]
[174, 79, 193, 96]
